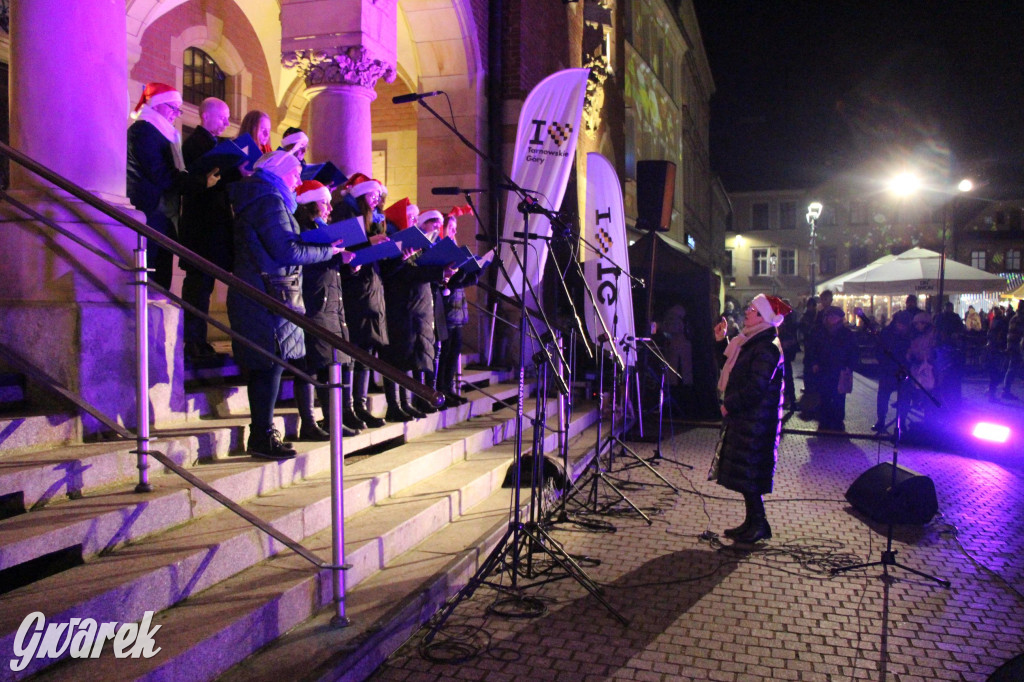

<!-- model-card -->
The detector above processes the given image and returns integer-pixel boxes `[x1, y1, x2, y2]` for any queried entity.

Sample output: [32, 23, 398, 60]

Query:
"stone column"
[0, 0, 184, 435]
[285, 47, 396, 178]
[9, 0, 127, 195]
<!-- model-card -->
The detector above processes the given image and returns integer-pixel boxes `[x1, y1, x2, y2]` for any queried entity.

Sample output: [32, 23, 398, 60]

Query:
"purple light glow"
[972, 422, 1011, 443]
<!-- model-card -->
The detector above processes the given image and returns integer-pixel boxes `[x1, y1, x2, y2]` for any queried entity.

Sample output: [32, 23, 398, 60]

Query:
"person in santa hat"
[127, 82, 217, 289]
[331, 175, 391, 427]
[227, 151, 346, 459]
[711, 293, 789, 544]
[290, 179, 362, 439]
[277, 127, 309, 164]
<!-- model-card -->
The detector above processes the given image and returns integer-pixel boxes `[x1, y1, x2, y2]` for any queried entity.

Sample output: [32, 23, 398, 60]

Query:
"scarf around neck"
[717, 320, 774, 395]
[136, 106, 185, 171]
[256, 168, 298, 215]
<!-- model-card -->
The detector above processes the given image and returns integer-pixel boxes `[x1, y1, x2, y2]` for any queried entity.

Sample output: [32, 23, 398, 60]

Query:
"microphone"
[512, 231, 552, 241]
[475, 234, 496, 243]
[431, 187, 487, 195]
[391, 91, 443, 104]
[854, 307, 879, 334]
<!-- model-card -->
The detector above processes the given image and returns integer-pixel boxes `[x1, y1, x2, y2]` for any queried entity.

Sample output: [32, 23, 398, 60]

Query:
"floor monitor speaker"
[845, 462, 938, 525]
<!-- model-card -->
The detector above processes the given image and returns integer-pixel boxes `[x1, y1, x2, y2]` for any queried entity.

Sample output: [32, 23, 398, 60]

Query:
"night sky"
[693, 1, 1024, 195]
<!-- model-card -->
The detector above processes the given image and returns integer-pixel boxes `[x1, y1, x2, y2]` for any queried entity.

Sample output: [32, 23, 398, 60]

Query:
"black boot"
[353, 367, 385, 428]
[732, 515, 772, 544]
[384, 379, 413, 422]
[248, 427, 296, 460]
[732, 493, 771, 544]
[724, 495, 755, 538]
[295, 380, 329, 441]
[399, 385, 426, 419]
[413, 371, 439, 414]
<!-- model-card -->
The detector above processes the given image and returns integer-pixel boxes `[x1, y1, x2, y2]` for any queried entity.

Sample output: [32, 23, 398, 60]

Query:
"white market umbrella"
[842, 247, 1006, 295]
[816, 253, 897, 294]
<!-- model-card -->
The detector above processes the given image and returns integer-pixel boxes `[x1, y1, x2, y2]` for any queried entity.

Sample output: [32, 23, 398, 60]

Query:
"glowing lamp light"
[972, 422, 1010, 443]
[888, 172, 921, 196]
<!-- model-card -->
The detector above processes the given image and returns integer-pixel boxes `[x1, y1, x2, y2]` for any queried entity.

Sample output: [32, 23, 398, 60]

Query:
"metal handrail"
[0, 141, 442, 405]
[0, 140, 423, 625]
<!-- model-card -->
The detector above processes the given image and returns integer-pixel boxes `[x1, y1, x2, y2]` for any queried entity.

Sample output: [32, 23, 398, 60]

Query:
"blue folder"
[299, 216, 368, 247]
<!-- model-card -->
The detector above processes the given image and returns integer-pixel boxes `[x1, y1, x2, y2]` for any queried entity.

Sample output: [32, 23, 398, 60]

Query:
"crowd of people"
[126, 84, 477, 460]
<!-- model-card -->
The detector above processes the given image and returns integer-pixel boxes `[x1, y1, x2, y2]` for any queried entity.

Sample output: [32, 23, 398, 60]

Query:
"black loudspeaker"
[636, 160, 676, 231]
[845, 462, 938, 525]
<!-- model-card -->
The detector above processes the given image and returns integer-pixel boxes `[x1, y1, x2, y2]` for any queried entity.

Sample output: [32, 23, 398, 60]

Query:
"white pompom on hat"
[416, 210, 443, 227]
[295, 180, 331, 205]
[751, 293, 792, 327]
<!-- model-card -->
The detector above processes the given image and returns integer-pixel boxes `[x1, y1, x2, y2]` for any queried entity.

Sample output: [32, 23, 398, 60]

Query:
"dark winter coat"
[443, 269, 480, 327]
[296, 212, 351, 370]
[126, 119, 195, 237]
[381, 254, 448, 371]
[179, 125, 237, 271]
[334, 196, 389, 349]
[226, 171, 334, 370]
[716, 328, 783, 495]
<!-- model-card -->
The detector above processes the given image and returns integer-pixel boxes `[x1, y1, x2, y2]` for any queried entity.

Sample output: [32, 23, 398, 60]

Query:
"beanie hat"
[751, 293, 792, 328]
[295, 180, 331, 205]
[253, 150, 301, 179]
[132, 83, 182, 118]
[280, 129, 309, 151]
[417, 210, 444, 228]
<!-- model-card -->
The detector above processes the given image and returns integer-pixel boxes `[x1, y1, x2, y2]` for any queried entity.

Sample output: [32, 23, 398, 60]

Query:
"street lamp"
[806, 201, 823, 295]
[938, 178, 974, 304]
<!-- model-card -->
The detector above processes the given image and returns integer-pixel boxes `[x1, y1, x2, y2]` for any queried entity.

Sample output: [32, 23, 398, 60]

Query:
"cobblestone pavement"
[371, 367, 1024, 682]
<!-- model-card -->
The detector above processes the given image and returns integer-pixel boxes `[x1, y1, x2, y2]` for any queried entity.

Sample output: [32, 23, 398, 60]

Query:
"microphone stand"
[831, 324, 949, 587]
[626, 337, 693, 470]
[418, 98, 625, 654]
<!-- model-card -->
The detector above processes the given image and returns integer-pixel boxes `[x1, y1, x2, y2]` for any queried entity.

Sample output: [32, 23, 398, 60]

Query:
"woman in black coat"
[712, 294, 789, 544]
[332, 178, 389, 428]
[291, 180, 360, 440]
[228, 152, 343, 460]
[379, 208, 454, 421]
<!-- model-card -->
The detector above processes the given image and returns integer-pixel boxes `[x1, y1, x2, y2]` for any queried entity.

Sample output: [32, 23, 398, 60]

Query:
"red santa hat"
[132, 82, 182, 117]
[384, 198, 414, 229]
[295, 180, 332, 205]
[416, 210, 444, 228]
[348, 179, 382, 199]
[751, 293, 792, 327]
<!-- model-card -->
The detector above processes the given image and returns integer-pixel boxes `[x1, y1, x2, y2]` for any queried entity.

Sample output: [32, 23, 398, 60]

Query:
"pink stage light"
[972, 422, 1011, 443]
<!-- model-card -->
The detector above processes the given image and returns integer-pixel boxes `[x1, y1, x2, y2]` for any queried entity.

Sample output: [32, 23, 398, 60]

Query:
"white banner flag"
[497, 68, 590, 297]
[583, 153, 636, 367]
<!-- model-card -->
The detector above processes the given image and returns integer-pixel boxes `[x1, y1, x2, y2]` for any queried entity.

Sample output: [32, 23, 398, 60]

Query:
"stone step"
[0, 372, 518, 509]
[22, 406, 600, 682]
[0, 383, 524, 573]
[4, 400, 595, 680]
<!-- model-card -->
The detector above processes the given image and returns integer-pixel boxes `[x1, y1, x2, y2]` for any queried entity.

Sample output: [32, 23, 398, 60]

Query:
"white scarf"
[717, 320, 774, 395]
[136, 106, 185, 171]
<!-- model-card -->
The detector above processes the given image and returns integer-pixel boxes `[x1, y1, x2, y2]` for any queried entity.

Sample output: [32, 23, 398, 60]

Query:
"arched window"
[182, 47, 225, 105]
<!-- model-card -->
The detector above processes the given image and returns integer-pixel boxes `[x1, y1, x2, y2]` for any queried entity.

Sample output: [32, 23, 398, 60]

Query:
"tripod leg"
[611, 436, 680, 492]
[521, 524, 628, 624]
[597, 471, 652, 524]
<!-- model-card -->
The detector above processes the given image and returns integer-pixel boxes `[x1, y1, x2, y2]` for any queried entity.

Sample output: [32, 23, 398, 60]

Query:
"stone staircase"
[0, 360, 602, 681]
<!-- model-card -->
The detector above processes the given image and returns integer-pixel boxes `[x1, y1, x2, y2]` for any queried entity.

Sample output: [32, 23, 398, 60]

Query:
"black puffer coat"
[226, 171, 334, 370]
[334, 196, 389, 349]
[381, 255, 448, 371]
[716, 327, 784, 495]
[296, 212, 351, 370]
[180, 125, 237, 271]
